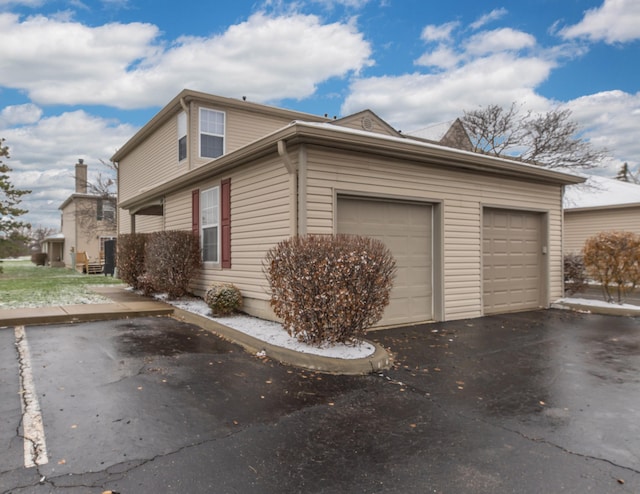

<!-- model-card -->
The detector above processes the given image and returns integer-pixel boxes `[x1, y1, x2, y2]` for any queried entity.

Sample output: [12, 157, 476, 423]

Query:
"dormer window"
[200, 108, 225, 159]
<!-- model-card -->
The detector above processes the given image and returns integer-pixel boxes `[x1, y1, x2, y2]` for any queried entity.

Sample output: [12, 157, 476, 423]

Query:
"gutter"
[277, 140, 298, 236]
[120, 121, 585, 212]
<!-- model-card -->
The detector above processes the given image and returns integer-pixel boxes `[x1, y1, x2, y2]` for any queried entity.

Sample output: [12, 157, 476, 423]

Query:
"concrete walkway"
[1, 284, 637, 374]
[0, 285, 392, 375]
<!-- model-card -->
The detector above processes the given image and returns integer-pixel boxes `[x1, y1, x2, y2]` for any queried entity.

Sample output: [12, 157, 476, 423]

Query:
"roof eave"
[120, 122, 585, 212]
[111, 89, 329, 163]
[565, 202, 640, 212]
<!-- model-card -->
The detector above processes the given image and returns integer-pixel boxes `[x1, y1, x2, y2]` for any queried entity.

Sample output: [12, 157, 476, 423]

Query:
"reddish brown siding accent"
[221, 178, 231, 268]
[192, 189, 199, 236]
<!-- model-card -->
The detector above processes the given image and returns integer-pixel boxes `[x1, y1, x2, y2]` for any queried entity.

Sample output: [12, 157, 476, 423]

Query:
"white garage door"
[337, 197, 433, 326]
[483, 208, 543, 314]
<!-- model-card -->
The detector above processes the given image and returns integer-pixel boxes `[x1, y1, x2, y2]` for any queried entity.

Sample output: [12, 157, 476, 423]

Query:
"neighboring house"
[564, 174, 640, 255]
[40, 232, 65, 267]
[112, 89, 583, 327]
[405, 118, 474, 151]
[42, 161, 117, 270]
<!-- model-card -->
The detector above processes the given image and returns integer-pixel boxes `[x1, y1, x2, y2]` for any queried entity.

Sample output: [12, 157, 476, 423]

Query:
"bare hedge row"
[565, 231, 640, 303]
[117, 231, 201, 299]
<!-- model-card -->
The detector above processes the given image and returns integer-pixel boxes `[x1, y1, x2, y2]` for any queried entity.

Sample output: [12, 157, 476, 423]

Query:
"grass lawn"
[0, 259, 123, 309]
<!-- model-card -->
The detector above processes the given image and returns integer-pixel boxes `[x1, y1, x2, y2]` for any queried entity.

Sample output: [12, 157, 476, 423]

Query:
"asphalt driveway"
[1, 309, 639, 493]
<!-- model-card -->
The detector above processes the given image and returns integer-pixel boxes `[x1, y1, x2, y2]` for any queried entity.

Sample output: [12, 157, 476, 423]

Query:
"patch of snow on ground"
[163, 296, 376, 360]
[555, 298, 640, 311]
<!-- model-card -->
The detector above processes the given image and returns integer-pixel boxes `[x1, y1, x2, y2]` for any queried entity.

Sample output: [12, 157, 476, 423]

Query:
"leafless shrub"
[117, 233, 149, 290]
[583, 231, 640, 303]
[264, 234, 396, 346]
[144, 230, 202, 299]
[564, 253, 587, 295]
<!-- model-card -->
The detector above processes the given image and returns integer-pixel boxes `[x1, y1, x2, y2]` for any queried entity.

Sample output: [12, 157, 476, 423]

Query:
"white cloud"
[464, 28, 536, 56]
[560, 0, 640, 43]
[2, 110, 135, 228]
[470, 8, 508, 30]
[0, 103, 42, 126]
[415, 45, 461, 69]
[343, 53, 554, 130]
[310, 0, 372, 8]
[566, 90, 640, 174]
[0, 11, 372, 109]
[0, 0, 44, 6]
[420, 21, 459, 42]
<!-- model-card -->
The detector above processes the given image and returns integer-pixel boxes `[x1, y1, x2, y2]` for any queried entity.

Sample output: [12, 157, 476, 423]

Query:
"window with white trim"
[178, 111, 187, 161]
[199, 108, 225, 159]
[201, 186, 219, 262]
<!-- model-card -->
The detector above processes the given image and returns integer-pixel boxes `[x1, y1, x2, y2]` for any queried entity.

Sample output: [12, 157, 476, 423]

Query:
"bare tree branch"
[462, 103, 608, 171]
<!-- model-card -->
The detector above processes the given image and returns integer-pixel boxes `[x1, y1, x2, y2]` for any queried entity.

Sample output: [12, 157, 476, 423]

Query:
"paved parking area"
[1, 309, 639, 493]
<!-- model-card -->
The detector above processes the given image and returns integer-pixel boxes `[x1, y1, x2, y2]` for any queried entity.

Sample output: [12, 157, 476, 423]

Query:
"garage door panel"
[337, 197, 433, 326]
[483, 208, 542, 314]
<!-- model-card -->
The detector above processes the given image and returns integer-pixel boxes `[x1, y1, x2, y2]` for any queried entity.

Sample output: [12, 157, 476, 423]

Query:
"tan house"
[50, 161, 117, 271]
[564, 175, 640, 255]
[112, 89, 583, 327]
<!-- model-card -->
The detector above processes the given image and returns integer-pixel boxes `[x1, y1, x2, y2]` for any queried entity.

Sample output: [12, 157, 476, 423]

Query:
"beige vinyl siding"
[118, 117, 178, 207]
[303, 146, 563, 321]
[333, 113, 398, 136]
[118, 101, 297, 234]
[189, 102, 298, 169]
[564, 206, 640, 254]
[118, 209, 131, 235]
[164, 191, 192, 231]
[191, 157, 294, 320]
[135, 215, 164, 233]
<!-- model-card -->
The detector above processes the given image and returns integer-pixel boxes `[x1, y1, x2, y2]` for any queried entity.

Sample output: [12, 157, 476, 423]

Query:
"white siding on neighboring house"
[564, 206, 640, 254]
[563, 175, 640, 255]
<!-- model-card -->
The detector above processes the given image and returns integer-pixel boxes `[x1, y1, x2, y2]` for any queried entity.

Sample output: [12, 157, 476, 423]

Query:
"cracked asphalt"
[1, 309, 639, 493]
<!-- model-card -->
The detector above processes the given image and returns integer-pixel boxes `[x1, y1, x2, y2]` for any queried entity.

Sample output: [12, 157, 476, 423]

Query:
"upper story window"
[178, 111, 187, 162]
[201, 186, 219, 263]
[97, 198, 116, 222]
[200, 108, 225, 159]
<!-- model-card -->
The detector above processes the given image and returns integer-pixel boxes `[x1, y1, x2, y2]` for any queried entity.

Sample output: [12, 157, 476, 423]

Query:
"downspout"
[179, 97, 191, 170]
[298, 145, 308, 236]
[277, 140, 298, 236]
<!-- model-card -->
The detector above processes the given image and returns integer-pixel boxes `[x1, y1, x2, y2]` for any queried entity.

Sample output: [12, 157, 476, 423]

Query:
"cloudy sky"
[1, 0, 639, 230]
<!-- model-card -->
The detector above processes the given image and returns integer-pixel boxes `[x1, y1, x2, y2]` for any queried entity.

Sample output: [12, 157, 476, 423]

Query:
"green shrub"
[117, 233, 149, 290]
[204, 282, 243, 316]
[564, 253, 587, 296]
[144, 230, 202, 299]
[264, 234, 396, 346]
[583, 231, 640, 303]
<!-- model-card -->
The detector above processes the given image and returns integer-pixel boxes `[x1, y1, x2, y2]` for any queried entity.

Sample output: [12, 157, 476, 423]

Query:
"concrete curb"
[551, 301, 640, 317]
[0, 304, 173, 327]
[172, 307, 393, 375]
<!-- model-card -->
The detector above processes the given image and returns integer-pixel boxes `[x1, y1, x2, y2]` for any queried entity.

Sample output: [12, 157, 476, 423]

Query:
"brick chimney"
[75, 159, 87, 194]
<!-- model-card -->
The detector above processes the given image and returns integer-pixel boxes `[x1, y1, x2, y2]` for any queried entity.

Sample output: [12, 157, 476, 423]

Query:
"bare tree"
[462, 103, 607, 170]
[615, 162, 639, 184]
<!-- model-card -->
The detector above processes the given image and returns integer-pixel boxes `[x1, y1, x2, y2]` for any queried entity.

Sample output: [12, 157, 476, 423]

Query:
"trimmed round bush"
[264, 234, 396, 346]
[205, 282, 243, 316]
